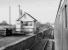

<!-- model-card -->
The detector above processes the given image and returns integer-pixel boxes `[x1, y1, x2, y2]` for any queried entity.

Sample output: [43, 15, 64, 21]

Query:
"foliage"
[0, 21, 8, 25]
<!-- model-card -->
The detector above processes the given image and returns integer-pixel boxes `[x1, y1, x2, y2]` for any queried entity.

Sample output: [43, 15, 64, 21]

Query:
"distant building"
[0, 21, 16, 36]
[16, 12, 37, 34]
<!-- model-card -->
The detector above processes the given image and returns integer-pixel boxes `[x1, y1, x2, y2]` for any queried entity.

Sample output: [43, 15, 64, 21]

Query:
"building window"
[65, 5, 67, 28]
[28, 22, 32, 26]
[23, 21, 28, 26]
[22, 21, 33, 26]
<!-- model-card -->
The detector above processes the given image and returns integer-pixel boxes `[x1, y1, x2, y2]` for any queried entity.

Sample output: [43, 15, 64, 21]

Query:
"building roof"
[17, 12, 37, 22]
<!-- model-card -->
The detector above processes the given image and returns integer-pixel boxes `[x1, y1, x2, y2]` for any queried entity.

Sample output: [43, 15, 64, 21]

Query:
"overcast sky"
[0, 0, 60, 24]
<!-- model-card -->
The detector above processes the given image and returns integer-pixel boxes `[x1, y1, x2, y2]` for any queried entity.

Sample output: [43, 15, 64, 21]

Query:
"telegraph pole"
[9, 6, 11, 24]
[19, 4, 21, 17]
[18, 4, 23, 18]
[9, 0, 11, 25]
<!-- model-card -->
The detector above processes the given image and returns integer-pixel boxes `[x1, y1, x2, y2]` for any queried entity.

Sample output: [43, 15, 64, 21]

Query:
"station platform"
[0, 33, 36, 50]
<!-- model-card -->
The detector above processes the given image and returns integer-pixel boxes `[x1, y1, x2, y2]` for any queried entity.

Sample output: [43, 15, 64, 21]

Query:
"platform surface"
[0, 33, 35, 50]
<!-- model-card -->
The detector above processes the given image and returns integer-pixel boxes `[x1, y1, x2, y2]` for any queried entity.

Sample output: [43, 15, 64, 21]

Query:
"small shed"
[16, 12, 37, 34]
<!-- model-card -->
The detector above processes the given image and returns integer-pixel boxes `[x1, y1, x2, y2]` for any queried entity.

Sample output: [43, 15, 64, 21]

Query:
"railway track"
[29, 39, 48, 50]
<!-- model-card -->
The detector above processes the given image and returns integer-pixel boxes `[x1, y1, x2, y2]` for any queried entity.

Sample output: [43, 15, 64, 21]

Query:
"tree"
[0, 21, 8, 25]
